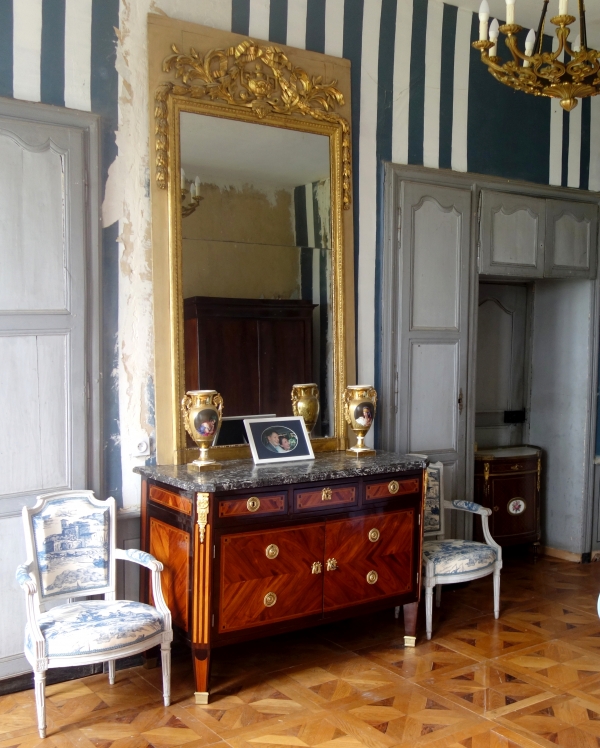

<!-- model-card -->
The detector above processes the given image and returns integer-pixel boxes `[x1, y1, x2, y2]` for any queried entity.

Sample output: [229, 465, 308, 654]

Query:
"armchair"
[17, 490, 173, 738]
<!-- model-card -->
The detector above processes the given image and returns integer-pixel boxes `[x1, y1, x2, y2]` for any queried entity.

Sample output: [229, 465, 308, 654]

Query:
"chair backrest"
[22, 491, 116, 606]
[423, 462, 445, 539]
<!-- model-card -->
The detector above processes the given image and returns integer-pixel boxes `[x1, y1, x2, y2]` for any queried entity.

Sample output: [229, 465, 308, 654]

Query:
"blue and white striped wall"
[0, 0, 598, 498]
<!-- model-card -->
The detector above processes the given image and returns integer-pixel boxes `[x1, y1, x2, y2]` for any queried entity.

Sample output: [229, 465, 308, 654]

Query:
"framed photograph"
[243, 417, 315, 465]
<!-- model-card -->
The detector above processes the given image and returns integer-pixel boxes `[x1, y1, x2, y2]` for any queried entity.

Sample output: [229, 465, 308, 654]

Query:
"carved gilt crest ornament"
[155, 40, 352, 209]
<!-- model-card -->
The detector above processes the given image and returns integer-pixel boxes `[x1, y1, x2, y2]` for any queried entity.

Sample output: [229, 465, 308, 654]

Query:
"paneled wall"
[0, 0, 598, 509]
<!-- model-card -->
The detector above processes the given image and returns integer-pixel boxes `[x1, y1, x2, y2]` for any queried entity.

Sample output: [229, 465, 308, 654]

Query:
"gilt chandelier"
[473, 0, 599, 111]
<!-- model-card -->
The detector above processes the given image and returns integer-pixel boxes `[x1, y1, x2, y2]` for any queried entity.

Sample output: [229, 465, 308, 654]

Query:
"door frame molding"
[0, 97, 102, 514]
[381, 163, 600, 553]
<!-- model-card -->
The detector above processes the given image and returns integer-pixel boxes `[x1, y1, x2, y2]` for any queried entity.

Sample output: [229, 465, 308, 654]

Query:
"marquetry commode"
[135, 451, 426, 702]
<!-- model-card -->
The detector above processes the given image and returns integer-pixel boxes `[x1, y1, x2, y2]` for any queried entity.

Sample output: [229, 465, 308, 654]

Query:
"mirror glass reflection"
[180, 112, 333, 440]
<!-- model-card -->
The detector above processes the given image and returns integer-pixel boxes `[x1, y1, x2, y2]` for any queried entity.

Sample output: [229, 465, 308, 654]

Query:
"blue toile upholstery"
[17, 490, 173, 739]
[422, 539, 498, 576]
[396, 461, 503, 640]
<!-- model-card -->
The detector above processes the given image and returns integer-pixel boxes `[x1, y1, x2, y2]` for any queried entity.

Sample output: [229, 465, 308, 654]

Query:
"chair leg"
[493, 568, 501, 619]
[435, 584, 442, 608]
[425, 585, 433, 640]
[161, 642, 171, 707]
[108, 659, 116, 685]
[394, 605, 400, 619]
[34, 670, 46, 739]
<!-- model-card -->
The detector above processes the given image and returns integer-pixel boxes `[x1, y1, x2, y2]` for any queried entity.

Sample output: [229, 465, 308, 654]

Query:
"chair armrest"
[443, 499, 491, 516]
[114, 548, 163, 572]
[16, 564, 36, 594]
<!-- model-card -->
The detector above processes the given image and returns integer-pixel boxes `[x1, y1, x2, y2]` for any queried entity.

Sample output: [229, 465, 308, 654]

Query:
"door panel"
[480, 191, 545, 277]
[395, 181, 471, 507]
[323, 509, 416, 612]
[219, 524, 325, 632]
[545, 200, 598, 279]
[475, 283, 528, 448]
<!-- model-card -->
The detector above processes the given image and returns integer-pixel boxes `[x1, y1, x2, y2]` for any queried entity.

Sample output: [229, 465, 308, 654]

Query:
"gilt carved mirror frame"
[148, 17, 356, 465]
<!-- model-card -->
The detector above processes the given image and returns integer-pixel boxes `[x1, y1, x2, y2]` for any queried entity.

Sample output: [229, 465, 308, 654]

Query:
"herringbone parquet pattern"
[4, 554, 600, 747]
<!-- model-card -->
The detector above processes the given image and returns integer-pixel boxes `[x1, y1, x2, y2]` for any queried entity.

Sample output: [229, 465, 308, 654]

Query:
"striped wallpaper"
[0, 0, 598, 498]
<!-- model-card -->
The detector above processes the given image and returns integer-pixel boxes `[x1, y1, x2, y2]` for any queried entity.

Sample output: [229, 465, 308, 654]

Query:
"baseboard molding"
[541, 546, 583, 563]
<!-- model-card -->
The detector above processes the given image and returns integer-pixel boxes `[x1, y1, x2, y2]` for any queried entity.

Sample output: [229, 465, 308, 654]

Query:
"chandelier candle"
[489, 18, 500, 56]
[479, 0, 490, 40]
[559, 0, 568, 15]
[506, 0, 515, 25]
[523, 29, 536, 67]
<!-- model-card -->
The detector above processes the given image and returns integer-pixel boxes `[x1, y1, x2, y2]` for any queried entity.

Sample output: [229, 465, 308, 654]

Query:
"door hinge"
[84, 169, 89, 204]
[211, 614, 214, 627]
[213, 545, 216, 559]
[394, 367, 399, 414]
[418, 513, 421, 526]
[397, 206, 402, 247]
[416, 571, 420, 586]
[458, 388, 464, 415]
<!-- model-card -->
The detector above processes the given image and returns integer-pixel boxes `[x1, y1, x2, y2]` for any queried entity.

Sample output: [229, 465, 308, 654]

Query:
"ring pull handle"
[311, 561, 322, 574]
[322, 487, 332, 501]
[388, 480, 399, 495]
[266, 544, 279, 559]
[326, 558, 338, 571]
[368, 528, 380, 543]
[366, 570, 378, 584]
[264, 592, 277, 607]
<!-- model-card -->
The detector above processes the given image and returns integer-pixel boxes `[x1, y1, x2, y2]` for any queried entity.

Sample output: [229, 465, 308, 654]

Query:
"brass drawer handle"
[311, 561, 322, 574]
[366, 570, 378, 585]
[247, 497, 260, 512]
[326, 558, 338, 571]
[368, 528, 380, 542]
[322, 487, 332, 501]
[510, 464, 523, 471]
[266, 544, 279, 559]
[264, 591, 277, 607]
[388, 480, 399, 494]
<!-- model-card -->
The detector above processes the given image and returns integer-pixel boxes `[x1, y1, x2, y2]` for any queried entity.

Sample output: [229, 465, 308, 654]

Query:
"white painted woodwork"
[529, 280, 595, 555]
[475, 283, 528, 448]
[545, 200, 598, 279]
[387, 180, 471, 529]
[480, 191, 545, 277]
[0, 131, 67, 311]
[0, 114, 87, 679]
[412, 199, 461, 330]
[409, 342, 458, 452]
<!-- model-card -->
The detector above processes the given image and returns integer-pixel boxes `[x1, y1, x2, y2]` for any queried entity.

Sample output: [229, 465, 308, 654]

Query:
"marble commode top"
[134, 450, 426, 494]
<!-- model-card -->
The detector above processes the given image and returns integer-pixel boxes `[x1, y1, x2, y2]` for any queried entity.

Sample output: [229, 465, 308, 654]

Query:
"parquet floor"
[3, 554, 600, 747]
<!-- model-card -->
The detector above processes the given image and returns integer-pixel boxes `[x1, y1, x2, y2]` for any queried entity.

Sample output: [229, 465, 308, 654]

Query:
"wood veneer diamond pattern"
[4, 554, 600, 747]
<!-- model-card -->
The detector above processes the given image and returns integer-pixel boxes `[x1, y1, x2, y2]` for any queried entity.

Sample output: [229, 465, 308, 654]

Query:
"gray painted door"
[475, 283, 528, 449]
[0, 116, 87, 677]
[545, 200, 598, 279]
[480, 191, 545, 278]
[392, 181, 471, 524]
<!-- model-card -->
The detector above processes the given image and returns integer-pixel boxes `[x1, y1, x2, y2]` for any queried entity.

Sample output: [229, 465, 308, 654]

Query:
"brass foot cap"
[346, 448, 376, 457]
[190, 461, 222, 471]
[194, 691, 209, 704]
[404, 635, 417, 648]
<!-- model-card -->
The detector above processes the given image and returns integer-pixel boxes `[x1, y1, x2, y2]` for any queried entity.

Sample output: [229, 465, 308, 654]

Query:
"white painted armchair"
[17, 490, 173, 739]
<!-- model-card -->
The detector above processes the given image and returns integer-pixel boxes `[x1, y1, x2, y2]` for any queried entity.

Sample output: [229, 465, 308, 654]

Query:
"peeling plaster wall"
[106, 1, 231, 510]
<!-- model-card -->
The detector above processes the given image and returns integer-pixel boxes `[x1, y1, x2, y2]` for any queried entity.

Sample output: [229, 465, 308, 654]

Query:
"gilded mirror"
[150, 33, 354, 464]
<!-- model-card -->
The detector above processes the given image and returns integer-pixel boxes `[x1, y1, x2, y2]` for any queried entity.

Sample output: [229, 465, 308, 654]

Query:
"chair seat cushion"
[423, 539, 498, 576]
[25, 600, 164, 658]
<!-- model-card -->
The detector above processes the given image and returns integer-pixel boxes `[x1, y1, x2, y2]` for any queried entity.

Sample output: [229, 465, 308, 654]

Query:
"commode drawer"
[475, 458, 538, 476]
[363, 476, 421, 502]
[294, 483, 357, 512]
[218, 491, 287, 519]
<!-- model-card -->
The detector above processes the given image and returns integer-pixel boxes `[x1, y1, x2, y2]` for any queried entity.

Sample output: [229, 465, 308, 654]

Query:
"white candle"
[559, 0, 568, 15]
[572, 33, 581, 52]
[489, 18, 499, 55]
[524, 28, 536, 66]
[506, 0, 516, 25]
[479, 0, 490, 41]
[180, 168, 186, 191]
[195, 176, 201, 194]
[190, 182, 196, 198]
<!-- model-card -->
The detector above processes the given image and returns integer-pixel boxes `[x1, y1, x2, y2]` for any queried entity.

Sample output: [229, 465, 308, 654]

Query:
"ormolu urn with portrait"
[291, 383, 320, 435]
[343, 385, 377, 457]
[181, 390, 224, 469]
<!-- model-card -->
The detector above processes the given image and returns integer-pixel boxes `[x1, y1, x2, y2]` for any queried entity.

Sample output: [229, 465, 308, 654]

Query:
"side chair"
[17, 490, 173, 738]
[396, 461, 502, 640]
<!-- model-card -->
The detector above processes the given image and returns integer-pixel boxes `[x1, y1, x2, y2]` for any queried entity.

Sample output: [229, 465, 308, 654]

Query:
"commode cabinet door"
[219, 524, 325, 633]
[323, 509, 417, 612]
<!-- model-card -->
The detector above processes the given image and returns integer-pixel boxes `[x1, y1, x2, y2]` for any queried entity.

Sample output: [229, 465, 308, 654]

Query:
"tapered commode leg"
[403, 601, 418, 646]
[108, 659, 116, 685]
[34, 670, 46, 738]
[161, 643, 171, 706]
[425, 585, 433, 640]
